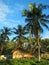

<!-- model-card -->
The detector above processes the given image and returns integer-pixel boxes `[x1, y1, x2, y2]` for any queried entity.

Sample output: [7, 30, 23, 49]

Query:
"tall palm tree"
[22, 3, 49, 61]
[12, 25, 27, 49]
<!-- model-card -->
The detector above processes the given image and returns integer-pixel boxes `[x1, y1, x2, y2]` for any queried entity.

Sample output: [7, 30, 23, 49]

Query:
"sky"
[0, 0, 49, 39]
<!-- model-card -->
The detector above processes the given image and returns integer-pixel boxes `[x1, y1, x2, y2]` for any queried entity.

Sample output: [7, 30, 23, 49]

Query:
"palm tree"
[0, 27, 11, 41]
[12, 25, 27, 49]
[0, 33, 5, 55]
[22, 3, 49, 61]
[0, 27, 11, 55]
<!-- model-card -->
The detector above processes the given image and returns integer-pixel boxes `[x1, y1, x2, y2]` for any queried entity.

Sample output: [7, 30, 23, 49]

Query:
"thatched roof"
[12, 48, 34, 59]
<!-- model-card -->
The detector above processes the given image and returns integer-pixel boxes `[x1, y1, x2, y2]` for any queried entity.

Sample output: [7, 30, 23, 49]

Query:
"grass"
[0, 58, 49, 65]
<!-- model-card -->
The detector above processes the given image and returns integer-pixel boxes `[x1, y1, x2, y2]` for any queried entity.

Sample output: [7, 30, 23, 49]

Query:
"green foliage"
[0, 58, 49, 65]
[2, 40, 15, 55]
[6, 40, 14, 50]
[41, 38, 49, 52]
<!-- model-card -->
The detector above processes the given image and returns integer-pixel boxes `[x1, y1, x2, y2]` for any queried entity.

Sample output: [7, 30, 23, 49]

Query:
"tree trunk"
[38, 37, 40, 61]
[0, 46, 3, 55]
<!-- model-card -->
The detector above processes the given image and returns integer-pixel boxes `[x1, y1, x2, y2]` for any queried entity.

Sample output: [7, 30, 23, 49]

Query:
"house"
[12, 49, 34, 59]
[12, 50, 23, 59]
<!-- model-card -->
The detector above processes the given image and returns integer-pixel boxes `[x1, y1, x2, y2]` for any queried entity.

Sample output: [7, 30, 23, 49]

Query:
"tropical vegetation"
[0, 2, 49, 65]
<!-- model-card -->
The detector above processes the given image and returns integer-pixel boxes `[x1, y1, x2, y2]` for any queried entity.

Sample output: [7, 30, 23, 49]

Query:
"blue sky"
[0, 0, 49, 39]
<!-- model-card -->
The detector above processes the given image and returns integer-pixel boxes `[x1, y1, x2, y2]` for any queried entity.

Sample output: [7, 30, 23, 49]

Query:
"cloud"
[3, 0, 24, 11]
[0, 0, 24, 23]
[0, 0, 25, 29]
[0, 0, 13, 22]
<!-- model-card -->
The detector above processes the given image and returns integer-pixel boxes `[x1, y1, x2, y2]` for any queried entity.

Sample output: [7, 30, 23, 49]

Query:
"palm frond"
[12, 37, 17, 41]
[41, 14, 49, 19]
[41, 19, 49, 23]
[38, 4, 49, 10]
[41, 21, 49, 30]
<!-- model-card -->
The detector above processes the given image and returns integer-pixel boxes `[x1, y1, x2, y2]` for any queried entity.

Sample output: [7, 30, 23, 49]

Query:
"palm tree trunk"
[29, 29, 32, 54]
[0, 46, 3, 55]
[29, 29, 32, 39]
[38, 37, 40, 61]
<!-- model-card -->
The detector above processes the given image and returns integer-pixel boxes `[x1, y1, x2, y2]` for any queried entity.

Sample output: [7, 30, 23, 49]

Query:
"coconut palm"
[22, 3, 49, 61]
[0, 33, 5, 55]
[0, 27, 11, 41]
[12, 25, 27, 49]
[0, 27, 11, 55]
